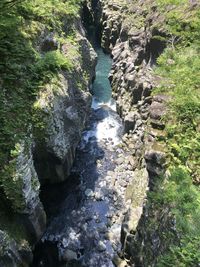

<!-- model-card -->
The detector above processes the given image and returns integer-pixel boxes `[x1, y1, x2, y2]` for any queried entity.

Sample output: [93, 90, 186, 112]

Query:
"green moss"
[154, 46, 200, 183]
[156, 1, 200, 46]
[0, 0, 83, 208]
[148, 168, 200, 266]
[1, 159, 26, 211]
[35, 51, 73, 73]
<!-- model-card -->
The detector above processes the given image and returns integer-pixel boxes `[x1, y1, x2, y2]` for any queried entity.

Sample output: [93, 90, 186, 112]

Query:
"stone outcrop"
[33, 72, 92, 184]
[0, 141, 46, 247]
[100, 1, 124, 53]
[34, 24, 97, 184]
[85, 0, 126, 52]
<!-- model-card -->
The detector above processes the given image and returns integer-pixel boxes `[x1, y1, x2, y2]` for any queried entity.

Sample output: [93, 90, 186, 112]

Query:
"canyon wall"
[87, 0, 175, 266]
[90, 1, 200, 266]
[0, 6, 97, 266]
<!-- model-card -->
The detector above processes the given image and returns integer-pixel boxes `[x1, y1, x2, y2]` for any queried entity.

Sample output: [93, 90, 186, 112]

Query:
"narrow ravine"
[32, 46, 136, 267]
[1, 1, 198, 267]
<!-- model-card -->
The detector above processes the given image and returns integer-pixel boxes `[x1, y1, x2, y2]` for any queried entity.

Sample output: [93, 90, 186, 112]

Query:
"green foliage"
[154, 8, 200, 180]
[156, 0, 200, 46]
[147, 2, 200, 266]
[152, 168, 200, 266]
[36, 51, 73, 72]
[155, 46, 200, 182]
[157, 236, 200, 267]
[0, 0, 82, 211]
[156, 0, 187, 8]
[1, 158, 26, 211]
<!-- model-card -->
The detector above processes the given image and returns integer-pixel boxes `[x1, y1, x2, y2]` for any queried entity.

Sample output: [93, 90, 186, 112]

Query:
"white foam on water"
[82, 98, 121, 146]
[95, 115, 120, 145]
[106, 98, 117, 112]
[91, 98, 117, 112]
[91, 98, 100, 110]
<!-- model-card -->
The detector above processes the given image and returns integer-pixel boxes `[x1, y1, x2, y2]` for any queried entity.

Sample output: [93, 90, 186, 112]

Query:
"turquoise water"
[92, 48, 112, 103]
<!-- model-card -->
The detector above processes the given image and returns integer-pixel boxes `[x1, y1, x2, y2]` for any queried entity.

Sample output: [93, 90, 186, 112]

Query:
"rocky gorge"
[0, 0, 200, 267]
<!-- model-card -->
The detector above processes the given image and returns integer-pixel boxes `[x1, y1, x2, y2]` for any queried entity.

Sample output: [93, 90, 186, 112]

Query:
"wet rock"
[145, 146, 166, 178]
[41, 33, 58, 51]
[81, 223, 88, 232]
[97, 241, 106, 252]
[94, 191, 103, 201]
[85, 189, 94, 197]
[97, 223, 107, 234]
[116, 157, 124, 165]
[105, 231, 113, 240]
[63, 249, 77, 261]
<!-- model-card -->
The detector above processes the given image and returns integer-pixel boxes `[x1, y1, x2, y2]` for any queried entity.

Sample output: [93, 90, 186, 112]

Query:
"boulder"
[41, 33, 58, 52]
[145, 145, 166, 178]
[149, 101, 166, 120]
[63, 249, 77, 261]
[124, 111, 140, 133]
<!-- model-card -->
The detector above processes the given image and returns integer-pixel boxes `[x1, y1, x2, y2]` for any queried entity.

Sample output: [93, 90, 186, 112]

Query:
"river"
[31, 46, 135, 267]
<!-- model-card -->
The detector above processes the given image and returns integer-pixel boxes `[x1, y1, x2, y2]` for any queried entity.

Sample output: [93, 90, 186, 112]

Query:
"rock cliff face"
[88, 0, 170, 265]
[34, 21, 97, 184]
[0, 12, 97, 267]
[0, 141, 46, 266]
[0, 230, 32, 267]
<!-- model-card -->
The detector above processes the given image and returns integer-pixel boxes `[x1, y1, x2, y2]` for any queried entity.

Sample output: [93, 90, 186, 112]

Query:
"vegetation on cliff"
[151, 1, 200, 266]
[0, 0, 81, 199]
[0, 0, 81, 159]
[0, 0, 83, 246]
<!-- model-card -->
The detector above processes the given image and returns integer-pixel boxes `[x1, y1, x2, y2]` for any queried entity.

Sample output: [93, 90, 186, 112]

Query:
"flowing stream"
[32, 47, 135, 267]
